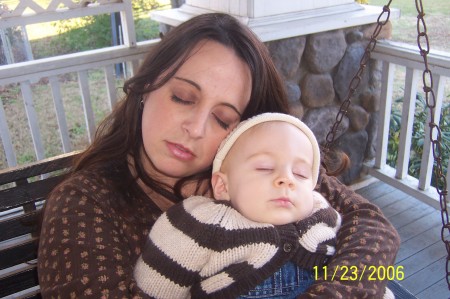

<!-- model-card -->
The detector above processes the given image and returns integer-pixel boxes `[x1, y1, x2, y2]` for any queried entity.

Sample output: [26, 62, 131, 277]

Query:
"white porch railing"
[365, 40, 450, 209]
[0, 40, 157, 168]
[0, 0, 156, 168]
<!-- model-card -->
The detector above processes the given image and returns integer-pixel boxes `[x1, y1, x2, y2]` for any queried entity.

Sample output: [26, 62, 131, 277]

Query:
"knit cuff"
[293, 246, 331, 269]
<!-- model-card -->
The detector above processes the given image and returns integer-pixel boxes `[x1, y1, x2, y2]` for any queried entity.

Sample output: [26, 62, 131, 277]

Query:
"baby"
[134, 113, 342, 298]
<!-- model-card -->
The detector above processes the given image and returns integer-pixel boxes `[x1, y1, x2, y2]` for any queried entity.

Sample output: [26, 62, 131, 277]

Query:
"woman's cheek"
[207, 140, 222, 163]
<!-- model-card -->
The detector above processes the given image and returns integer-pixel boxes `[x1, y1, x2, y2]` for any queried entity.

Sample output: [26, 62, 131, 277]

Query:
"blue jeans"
[237, 262, 314, 299]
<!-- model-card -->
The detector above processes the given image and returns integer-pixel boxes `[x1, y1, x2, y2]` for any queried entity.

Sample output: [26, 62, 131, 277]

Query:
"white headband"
[212, 113, 321, 183]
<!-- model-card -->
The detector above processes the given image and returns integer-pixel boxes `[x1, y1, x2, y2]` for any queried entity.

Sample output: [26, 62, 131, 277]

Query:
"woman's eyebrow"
[174, 76, 242, 118]
[221, 102, 242, 118]
[174, 76, 201, 91]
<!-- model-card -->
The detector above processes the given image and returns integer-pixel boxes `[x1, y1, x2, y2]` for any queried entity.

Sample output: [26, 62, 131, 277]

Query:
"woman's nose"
[182, 112, 207, 138]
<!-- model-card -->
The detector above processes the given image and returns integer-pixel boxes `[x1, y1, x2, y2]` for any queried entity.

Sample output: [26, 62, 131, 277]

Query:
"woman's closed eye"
[171, 89, 239, 131]
[212, 113, 230, 130]
[171, 94, 193, 105]
[212, 109, 240, 131]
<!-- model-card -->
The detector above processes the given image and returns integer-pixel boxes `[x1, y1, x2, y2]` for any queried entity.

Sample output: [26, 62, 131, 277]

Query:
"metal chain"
[324, 1, 393, 153]
[324, 0, 450, 290]
[414, 0, 450, 290]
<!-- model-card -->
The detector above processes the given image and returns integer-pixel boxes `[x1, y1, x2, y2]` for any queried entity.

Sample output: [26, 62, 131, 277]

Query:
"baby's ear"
[211, 172, 230, 200]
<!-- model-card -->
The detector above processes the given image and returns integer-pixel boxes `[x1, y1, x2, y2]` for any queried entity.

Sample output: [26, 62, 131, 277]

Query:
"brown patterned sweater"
[37, 168, 400, 298]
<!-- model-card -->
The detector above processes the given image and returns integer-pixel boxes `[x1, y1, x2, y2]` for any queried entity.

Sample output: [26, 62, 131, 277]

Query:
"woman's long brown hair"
[72, 13, 290, 205]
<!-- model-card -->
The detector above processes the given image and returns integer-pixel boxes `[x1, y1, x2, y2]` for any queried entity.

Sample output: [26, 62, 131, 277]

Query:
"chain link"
[414, 0, 450, 290]
[324, 1, 392, 151]
[324, 0, 450, 289]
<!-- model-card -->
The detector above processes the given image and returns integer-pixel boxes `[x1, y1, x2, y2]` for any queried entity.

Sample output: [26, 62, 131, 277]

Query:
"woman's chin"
[155, 164, 199, 180]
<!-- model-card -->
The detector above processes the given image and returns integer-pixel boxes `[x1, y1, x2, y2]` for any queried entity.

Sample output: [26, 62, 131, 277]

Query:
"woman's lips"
[166, 141, 195, 161]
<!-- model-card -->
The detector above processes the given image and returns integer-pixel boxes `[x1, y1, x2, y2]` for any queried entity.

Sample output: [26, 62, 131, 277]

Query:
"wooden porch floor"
[355, 179, 449, 298]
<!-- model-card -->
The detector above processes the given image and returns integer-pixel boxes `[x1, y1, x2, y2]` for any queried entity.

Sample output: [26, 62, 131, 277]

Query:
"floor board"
[365, 188, 408, 209]
[396, 225, 443, 262]
[395, 210, 442, 242]
[416, 278, 450, 299]
[355, 179, 449, 298]
[398, 241, 447, 278]
[388, 204, 435, 230]
[401, 257, 447, 295]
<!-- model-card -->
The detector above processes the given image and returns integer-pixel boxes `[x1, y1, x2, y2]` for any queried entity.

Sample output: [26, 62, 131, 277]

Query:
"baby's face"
[218, 122, 315, 225]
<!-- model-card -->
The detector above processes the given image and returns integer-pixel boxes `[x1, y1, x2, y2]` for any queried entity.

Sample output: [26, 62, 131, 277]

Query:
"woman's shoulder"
[46, 169, 130, 216]
[51, 170, 114, 198]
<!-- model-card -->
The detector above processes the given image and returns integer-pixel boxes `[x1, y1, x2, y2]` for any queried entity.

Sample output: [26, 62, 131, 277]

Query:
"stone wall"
[266, 22, 392, 184]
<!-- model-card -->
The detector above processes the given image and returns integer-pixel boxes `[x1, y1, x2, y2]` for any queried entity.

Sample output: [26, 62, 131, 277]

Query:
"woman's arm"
[38, 174, 153, 298]
[299, 169, 401, 298]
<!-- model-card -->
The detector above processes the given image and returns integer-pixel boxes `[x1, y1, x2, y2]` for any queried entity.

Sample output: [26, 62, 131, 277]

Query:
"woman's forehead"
[173, 40, 252, 109]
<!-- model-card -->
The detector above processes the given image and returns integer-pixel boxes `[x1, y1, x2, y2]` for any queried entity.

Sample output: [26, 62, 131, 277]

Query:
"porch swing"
[323, 0, 450, 292]
[0, 1, 447, 298]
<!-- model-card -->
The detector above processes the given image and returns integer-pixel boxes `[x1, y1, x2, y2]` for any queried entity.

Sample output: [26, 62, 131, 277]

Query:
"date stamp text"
[313, 265, 404, 281]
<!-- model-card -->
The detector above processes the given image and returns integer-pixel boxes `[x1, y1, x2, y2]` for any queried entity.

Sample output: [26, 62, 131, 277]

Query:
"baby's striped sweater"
[134, 192, 341, 299]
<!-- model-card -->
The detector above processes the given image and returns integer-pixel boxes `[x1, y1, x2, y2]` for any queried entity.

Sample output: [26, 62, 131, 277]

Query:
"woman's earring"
[139, 97, 144, 110]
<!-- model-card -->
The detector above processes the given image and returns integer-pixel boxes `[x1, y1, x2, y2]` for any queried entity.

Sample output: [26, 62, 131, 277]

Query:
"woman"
[38, 13, 400, 298]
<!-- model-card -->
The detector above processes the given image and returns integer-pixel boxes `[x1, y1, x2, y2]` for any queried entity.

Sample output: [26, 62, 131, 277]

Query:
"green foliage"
[50, 14, 113, 54]
[69, 122, 86, 138]
[34, 0, 163, 57]
[387, 93, 450, 187]
[135, 18, 161, 42]
[132, 0, 161, 15]
[355, 0, 369, 4]
[17, 153, 35, 165]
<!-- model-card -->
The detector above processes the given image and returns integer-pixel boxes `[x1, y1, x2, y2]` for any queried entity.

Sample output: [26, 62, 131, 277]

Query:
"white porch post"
[151, 0, 399, 42]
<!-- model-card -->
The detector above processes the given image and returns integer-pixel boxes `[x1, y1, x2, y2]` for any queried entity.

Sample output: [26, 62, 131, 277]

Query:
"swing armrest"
[0, 151, 80, 298]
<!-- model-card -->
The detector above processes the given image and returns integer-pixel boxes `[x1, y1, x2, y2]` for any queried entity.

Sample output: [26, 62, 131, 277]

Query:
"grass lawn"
[3, 1, 58, 39]
[369, 0, 450, 15]
[368, 0, 450, 110]
[4, 0, 171, 40]
[369, 0, 450, 52]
